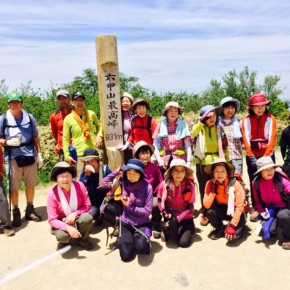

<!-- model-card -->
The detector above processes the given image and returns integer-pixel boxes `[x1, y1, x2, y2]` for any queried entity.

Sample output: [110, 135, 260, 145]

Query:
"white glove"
[5, 134, 22, 146]
[37, 153, 44, 168]
[260, 211, 270, 220]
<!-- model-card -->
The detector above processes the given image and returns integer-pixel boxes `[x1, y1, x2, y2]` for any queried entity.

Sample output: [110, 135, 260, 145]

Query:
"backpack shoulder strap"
[146, 116, 152, 135]
[274, 172, 290, 203]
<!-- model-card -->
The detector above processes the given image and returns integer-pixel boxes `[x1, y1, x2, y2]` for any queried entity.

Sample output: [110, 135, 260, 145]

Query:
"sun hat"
[162, 101, 184, 116]
[254, 156, 279, 175]
[50, 161, 77, 182]
[121, 158, 147, 178]
[80, 149, 100, 162]
[220, 96, 240, 110]
[7, 93, 23, 103]
[164, 158, 193, 180]
[199, 105, 223, 119]
[249, 93, 271, 106]
[132, 98, 150, 111]
[72, 91, 85, 101]
[204, 158, 235, 177]
[56, 89, 70, 98]
[132, 141, 155, 158]
[121, 92, 134, 103]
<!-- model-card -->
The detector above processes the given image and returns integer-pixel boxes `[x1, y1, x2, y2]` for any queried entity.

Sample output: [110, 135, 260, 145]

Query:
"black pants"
[277, 208, 290, 240]
[206, 202, 246, 237]
[163, 218, 195, 248]
[118, 222, 151, 262]
[246, 154, 275, 208]
[196, 163, 211, 211]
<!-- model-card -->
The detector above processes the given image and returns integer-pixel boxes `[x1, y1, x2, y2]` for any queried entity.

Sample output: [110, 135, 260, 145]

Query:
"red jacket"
[50, 107, 73, 150]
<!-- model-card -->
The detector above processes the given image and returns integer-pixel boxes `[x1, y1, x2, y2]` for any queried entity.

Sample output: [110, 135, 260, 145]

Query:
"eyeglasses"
[57, 173, 72, 180]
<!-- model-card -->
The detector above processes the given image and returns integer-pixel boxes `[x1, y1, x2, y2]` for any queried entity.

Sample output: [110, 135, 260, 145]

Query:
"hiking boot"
[153, 230, 161, 239]
[209, 227, 225, 240]
[0, 227, 15, 237]
[57, 243, 70, 251]
[281, 240, 290, 250]
[160, 231, 169, 242]
[12, 208, 22, 228]
[200, 215, 209, 226]
[25, 205, 42, 222]
[250, 209, 259, 222]
[112, 226, 119, 237]
[77, 239, 93, 251]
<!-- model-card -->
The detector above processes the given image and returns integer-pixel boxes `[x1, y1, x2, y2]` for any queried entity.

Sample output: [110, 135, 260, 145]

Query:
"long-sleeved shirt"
[62, 110, 102, 160]
[144, 162, 163, 194]
[203, 177, 245, 227]
[100, 171, 153, 226]
[252, 176, 290, 213]
[157, 178, 195, 223]
[47, 181, 92, 231]
[191, 121, 229, 165]
[50, 107, 73, 150]
[280, 125, 290, 164]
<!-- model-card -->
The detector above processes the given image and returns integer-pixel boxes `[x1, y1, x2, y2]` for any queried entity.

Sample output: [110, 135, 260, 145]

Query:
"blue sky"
[1, 0, 290, 99]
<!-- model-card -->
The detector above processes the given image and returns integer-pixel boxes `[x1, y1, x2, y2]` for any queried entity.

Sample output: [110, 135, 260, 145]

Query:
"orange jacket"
[203, 177, 245, 227]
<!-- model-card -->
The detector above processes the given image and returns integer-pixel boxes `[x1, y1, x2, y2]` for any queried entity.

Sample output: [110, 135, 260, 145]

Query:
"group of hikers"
[1, 89, 290, 262]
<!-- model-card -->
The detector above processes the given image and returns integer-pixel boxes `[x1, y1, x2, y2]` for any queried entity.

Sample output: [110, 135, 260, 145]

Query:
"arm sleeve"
[92, 113, 103, 137]
[191, 121, 204, 137]
[203, 180, 216, 209]
[280, 131, 287, 159]
[264, 115, 277, 156]
[230, 181, 245, 227]
[241, 117, 255, 157]
[184, 138, 192, 162]
[50, 114, 58, 141]
[62, 117, 70, 160]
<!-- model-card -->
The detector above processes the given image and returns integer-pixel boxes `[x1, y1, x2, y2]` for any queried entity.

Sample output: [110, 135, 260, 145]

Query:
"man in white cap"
[50, 89, 73, 161]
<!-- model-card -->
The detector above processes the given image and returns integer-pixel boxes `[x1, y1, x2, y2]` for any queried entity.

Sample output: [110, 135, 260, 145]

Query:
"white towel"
[6, 109, 30, 136]
[227, 185, 235, 216]
[57, 183, 78, 216]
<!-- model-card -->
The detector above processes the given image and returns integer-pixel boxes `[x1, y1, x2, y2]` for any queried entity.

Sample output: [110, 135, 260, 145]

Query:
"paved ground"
[0, 153, 289, 290]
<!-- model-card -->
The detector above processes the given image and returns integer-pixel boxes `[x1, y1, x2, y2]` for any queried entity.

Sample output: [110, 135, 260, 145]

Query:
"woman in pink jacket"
[47, 162, 93, 250]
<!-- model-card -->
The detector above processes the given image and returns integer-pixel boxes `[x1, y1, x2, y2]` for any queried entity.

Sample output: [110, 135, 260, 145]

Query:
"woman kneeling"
[47, 162, 93, 250]
[158, 159, 196, 247]
[203, 159, 246, 241]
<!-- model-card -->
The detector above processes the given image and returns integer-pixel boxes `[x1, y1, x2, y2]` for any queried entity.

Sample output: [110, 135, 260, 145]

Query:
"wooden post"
[96, 35, 124, 170]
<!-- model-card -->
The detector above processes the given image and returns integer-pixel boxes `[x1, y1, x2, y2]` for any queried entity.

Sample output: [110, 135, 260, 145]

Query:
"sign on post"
[96, 35, 124, 170]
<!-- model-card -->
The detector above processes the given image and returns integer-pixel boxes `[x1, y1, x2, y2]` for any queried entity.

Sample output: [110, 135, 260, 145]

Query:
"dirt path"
[0, 153, 289, 290]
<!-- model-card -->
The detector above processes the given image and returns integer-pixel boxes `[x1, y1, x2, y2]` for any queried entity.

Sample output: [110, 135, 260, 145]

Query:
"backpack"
[131, 115, 152, 137]
[1, 112, 34, 155]
[227, 174, 250, 214]
[253, 171, 290, 206]
[99, 175, 123, 247]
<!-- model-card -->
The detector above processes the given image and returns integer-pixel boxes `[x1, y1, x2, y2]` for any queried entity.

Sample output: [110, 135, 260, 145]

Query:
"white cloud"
[0, 0, 290, 100]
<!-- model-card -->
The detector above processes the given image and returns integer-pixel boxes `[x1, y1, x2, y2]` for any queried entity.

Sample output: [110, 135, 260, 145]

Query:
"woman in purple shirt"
[100, 158, 153, 262]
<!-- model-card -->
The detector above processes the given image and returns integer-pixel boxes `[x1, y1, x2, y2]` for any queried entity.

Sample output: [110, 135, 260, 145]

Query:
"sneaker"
[57, 243, 70, 251]
[250, 209, 259, 222]
[200, 215, 209, 226]
[153, 230, 161, 239]
[25, 205, 42, 222]
[209, 227, 225, 240]
[0, 227, 15, 237]
[77, 239, 93, 251]
[12, 208, 22, 228]
[282, 240, 290, 250]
